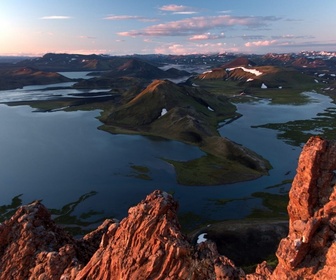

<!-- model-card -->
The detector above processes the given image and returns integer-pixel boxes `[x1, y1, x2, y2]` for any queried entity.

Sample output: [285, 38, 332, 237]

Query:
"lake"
[0, 80, 335, 231]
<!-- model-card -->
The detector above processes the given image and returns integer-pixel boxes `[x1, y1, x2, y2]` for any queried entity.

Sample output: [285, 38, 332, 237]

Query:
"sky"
[1, 0, 336, 56]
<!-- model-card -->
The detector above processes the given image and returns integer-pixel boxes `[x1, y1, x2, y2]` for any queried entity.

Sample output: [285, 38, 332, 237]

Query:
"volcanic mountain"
[100, 79, 270, 185]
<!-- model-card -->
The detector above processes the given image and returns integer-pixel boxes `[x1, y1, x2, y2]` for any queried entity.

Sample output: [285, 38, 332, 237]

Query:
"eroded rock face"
[0, 201, 114, 280]
[76, 190, 244, 280]
[248, 136, 336, 279]
[0, 191, 243, 280]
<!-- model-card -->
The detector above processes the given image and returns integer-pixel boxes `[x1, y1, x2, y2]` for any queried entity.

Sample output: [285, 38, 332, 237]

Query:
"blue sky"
[1, 0, 336, 56]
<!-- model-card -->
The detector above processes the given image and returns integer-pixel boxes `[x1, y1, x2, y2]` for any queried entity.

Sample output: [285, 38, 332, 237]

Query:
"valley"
[0, 51, 335, 236]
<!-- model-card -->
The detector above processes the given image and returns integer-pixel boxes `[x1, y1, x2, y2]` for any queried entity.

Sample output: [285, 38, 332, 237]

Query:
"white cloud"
[40, 16, 71, 20]
[118, 15, 280, 37]
[154, 42, 238, 55]
[245, 40, 277, 47]
[159, 4, 199, 14]
[218, 10, 232, 14]
[79, 35, 96, 40]
[189, 33, 225, 41]
[103, 15, 157, 22]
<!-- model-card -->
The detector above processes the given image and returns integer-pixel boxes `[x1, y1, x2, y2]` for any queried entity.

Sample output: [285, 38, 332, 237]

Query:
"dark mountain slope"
[221, 57, 256, 68]
[0, 67, 71, 90]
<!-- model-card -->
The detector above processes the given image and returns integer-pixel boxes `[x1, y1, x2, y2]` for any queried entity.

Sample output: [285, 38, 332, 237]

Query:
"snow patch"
[314, 79, 319, 83]
[246, 78, 254, 82]
[226, 67, 263, 76]
[318, 73, 325, 77]
[261, 83, 268, 89]
[331, 74, 336, 77]
[202, 70, 213, 74]
[208, 106, 214, 111]
[161, 108, 168, 116]
[197, 233, 207, 244]
[279, 86, 283, 89]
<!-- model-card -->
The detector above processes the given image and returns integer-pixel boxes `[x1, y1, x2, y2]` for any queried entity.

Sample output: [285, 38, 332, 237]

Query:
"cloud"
[154, 42, 238, 55]
[277, 40, 336, 49]
[40, 16, 71, 20]
[103, 15, 157, 22]
[189, 33, 225, 41]
[118, 15, 281, 37]
[159, 4, 199, 14]
[241, 35, 266, 41]
[218, 10, 232, 14]
[245, 40, 277, 47]
[79, 35, 97, 40]
[271, 35, 314, 40]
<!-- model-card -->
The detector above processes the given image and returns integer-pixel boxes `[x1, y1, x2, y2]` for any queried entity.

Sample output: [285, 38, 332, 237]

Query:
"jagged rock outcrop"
[0, 191, 243, 280]
[76, 190, 244, 279]
[0, 201, 115, 280]
[248, 136, 336, 279]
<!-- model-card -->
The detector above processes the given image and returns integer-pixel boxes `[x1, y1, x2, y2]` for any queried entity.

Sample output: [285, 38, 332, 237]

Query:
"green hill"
[100, 79, 270, 185]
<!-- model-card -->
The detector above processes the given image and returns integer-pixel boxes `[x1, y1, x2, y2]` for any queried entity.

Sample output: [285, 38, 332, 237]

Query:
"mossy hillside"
[100, 79, 270, 185]
[166, 153, 263, 185]
[193, 66, 319, 104]
[102, 79, 236, 127]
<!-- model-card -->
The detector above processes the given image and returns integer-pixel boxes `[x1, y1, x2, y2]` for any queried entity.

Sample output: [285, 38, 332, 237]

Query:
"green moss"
[130, 165, 150, 173]
[166, 153, 263, 185]
[209, 197, 252, 205]
[49, 191, 107, 236]
[254, 107, 336, 146]
[265, 179, 293, 190]
[178, 211, 215, 233]
[128, 164, 152, 181]
[0, 191, 108, 236]
[247, 192, 289, 219]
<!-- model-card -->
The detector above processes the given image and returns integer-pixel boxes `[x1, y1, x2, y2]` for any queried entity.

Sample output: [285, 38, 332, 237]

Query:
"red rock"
[76, 190, 244, 280]
[0, 201, 114, 280]
[249, 137, 336, 279]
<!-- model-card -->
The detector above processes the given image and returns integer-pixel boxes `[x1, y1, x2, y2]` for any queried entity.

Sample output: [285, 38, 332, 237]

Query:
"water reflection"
[0, 89, 335, 232]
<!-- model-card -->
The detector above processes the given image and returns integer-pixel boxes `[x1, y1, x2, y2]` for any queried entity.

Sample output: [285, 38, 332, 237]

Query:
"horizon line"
[1, 49, 336, 58]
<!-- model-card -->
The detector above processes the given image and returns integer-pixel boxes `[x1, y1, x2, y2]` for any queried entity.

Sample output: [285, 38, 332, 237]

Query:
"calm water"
[0, 83, 335, 229]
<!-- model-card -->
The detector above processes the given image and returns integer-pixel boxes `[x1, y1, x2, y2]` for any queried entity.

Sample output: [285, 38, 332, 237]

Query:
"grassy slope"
[193, 66, 319, 104]
[100, 79, 271, 185]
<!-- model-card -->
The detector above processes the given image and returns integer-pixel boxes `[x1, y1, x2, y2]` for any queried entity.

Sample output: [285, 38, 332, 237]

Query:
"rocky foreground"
[1, 136, 336, 279]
